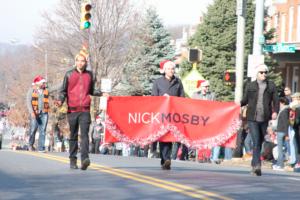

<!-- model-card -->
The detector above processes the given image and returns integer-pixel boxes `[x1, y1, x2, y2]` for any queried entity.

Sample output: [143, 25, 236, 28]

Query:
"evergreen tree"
[189, 0, 238, 101]
[122, 8, 175, 95]
[188, 0, 281, 101]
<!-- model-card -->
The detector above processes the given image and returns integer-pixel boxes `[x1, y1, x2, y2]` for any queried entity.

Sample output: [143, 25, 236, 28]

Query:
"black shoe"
[70, 159, 78, 169]
[212, 160, 221, 164]
[28, 145, 35, 152]
[81, 158, 90, 170]
[162, 159, 171, 170]
[251, 166, 262, 176]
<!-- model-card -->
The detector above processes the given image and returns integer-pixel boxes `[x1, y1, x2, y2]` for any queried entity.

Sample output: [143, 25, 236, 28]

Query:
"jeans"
[94, 139, 101, 154]
[288, 126, 298, 164]
[150, 142, 159, 158]
[172, 142, 188, 160]
[248, 121, 268, 167]
[29, 113, 48, 151]
[224, 148, 233, 160]
[172, 142, 180, 159]
[211, 146, 221, 161]
[151, 141, 158, 152]
[68, 112, 91, 161]
[244, 133, 253, 153]
[159, 142, 172, 165]
[276, 132, 286, 168]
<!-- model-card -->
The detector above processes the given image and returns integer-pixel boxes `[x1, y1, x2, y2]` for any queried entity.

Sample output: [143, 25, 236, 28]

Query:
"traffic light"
[224, 70, 236, 85]
[80, 2, 92, 30]
[188, 49, 202, 62]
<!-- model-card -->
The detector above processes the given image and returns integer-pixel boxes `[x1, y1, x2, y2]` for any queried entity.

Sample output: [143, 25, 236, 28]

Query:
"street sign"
[263, 43, 296, 53]
[181, 68, 205, 97]
[101, 78, 112, 93]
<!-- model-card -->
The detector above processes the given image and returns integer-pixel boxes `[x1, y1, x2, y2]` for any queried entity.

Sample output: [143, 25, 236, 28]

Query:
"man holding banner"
[151, 60, 185, 170]
[56, 52, 107, 170]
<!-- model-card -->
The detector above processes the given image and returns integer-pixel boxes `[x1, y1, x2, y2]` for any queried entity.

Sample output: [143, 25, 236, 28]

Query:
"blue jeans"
[29, 113, 48, 151]
[248, 121, 268, 167]
[276, 132, 286, 168]
[211, 146, 221, 161]
[172, 142, 180, 160]
[244, 133, 253, 153]
[172, 142, 188, 160]
[288, 126, 298, 164]
[159, 142, 172, 165]
[224, 148, 233, 160]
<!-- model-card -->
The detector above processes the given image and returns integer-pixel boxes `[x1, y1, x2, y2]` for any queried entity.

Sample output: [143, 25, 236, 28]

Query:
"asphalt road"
[0, 149, 300, 200]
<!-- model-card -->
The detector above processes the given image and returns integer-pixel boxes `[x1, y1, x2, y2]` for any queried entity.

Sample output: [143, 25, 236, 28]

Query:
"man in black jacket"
[152, 60, 185, 170]
[241, 64, 279, 176]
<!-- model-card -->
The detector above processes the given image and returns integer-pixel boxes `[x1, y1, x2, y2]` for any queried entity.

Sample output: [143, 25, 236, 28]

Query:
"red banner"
[105, 96, 241, 149]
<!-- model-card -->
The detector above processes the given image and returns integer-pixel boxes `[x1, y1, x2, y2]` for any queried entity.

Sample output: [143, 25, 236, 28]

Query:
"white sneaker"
[272, 165, 284, 171]
[294, 163, 300, 169]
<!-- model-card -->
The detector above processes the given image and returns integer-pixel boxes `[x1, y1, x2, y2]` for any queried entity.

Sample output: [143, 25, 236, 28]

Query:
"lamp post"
[234, 0, 246, 103]
[32, 44, 48, 81]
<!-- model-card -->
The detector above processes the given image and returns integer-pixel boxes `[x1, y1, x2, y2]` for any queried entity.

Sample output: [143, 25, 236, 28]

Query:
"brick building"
[269, 0, 300, 92]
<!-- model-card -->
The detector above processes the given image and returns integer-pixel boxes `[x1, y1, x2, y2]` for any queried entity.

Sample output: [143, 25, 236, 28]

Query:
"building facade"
[269, 0, 300, 92]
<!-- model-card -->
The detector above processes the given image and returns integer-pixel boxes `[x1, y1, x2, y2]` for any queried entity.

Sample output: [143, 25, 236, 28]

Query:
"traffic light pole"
[252, 0, 264, 56]
[234, 0, 246, 103]
[247, 0, 265, 81]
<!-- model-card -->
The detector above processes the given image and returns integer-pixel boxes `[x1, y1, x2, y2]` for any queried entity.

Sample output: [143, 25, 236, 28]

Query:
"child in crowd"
[272, 97, 290, 171]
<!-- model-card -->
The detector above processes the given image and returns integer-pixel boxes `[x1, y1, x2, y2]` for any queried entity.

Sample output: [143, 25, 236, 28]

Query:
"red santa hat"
[196, 80, 205, 88]
[159, 60, 175, 73]
[32, 75, 46, 86]
[201, 80, 210, 87]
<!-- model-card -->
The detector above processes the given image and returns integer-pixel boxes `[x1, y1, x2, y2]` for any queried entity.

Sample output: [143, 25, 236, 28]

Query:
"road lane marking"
[15, 151, 232, 200]
[286, 177, 300, 181]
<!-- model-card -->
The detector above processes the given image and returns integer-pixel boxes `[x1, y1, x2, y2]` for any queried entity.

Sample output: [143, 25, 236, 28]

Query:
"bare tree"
[35, 0, 144, 88]
[0, 46, 42, 127]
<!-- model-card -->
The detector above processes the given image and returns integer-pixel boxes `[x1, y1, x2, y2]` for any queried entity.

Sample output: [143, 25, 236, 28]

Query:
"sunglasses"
[259, 71, 268, 75]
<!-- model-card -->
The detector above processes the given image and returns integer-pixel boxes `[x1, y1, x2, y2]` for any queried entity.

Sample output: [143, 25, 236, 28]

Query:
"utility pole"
[247, 0, 265, 81]
[252, 0, 264, 56]
[45, 50, 48, 81]
[234, 0, 246, 103]
[33, 44, 48, 82]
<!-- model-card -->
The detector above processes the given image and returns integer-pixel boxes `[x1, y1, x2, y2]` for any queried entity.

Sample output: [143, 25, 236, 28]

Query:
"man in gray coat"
[192, 80, 221, 163]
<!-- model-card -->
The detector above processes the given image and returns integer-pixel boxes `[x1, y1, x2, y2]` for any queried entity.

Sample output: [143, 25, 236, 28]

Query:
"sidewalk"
[220, 157, 272, 168]
[219, 157, 300, 173]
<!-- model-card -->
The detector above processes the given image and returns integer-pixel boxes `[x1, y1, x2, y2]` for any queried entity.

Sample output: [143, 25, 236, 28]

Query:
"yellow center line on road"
[15, 151, 232, 200]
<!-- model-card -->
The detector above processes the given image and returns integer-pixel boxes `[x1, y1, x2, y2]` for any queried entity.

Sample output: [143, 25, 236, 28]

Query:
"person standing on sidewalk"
[56, 52, 107, 170]
[26, 75, 49, 152]
[90, 115, 104, 154]
[241, 64, 279, 176]
[152, 60, 185, 170]
[272, 97, 289, 171]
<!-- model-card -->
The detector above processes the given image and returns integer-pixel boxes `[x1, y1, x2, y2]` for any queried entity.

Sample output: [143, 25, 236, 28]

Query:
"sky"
[0, 0, 58, 44]
[0, 0, 213, 44]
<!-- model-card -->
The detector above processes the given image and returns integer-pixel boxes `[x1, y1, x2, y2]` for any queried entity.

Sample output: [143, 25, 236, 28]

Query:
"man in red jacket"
[56, 53, 107, 170]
